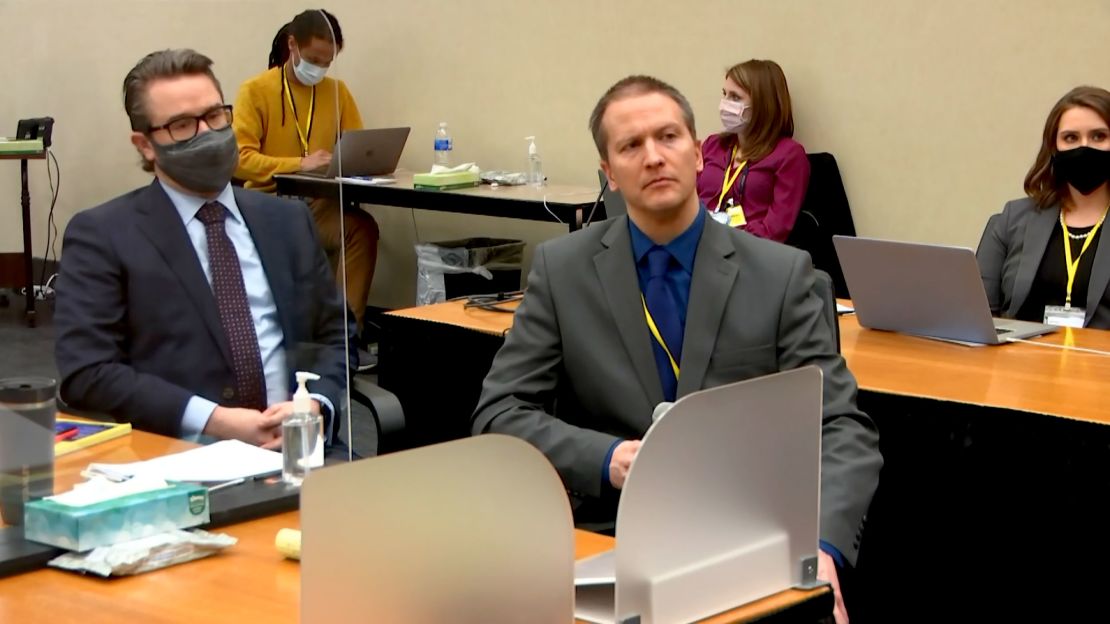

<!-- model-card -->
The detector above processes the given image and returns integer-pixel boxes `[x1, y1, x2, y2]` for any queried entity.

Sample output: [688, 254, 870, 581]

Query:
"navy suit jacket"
[55, 181, 347, 437]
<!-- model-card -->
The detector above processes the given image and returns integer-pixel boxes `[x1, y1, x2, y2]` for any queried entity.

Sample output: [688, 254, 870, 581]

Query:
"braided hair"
[268, 22, 293, 69]
[270, 10, 345, 127]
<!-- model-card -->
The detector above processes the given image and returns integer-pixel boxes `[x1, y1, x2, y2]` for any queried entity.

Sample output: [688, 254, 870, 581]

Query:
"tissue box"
[413, 171, 481, 190]
[24, 483, 210, 552]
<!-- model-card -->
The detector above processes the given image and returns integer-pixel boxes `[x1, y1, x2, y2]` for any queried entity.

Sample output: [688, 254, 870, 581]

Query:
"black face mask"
[1053, 146, 1110, 196]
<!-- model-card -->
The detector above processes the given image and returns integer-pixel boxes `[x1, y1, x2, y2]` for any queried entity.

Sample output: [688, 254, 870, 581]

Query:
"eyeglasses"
[147, 105, 234, 142]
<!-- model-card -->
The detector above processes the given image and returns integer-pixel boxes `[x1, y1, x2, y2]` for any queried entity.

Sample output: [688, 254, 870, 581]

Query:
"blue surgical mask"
[293, 53, 327, 86]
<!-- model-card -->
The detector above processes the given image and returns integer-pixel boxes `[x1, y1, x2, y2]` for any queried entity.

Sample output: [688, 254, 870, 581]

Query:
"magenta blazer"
[697, 134, 811, 243]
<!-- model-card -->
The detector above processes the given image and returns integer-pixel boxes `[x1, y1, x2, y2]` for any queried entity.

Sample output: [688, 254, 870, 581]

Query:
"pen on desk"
[55, 426, 79, 442]
[207, 477, 246, 493]
[252, 470, 282, 482]
[80, 466, 131, 482]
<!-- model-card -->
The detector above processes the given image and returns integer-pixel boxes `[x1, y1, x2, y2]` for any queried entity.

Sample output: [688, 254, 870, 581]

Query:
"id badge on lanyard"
[1046, 209, 1106, 327]
[714, 146, 748, 227]
[282, 69, 316, 157]
[1043, 305, 1085, 328]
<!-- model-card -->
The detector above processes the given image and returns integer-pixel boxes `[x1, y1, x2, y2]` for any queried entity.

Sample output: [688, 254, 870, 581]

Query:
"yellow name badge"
[727, 204, 746, 228]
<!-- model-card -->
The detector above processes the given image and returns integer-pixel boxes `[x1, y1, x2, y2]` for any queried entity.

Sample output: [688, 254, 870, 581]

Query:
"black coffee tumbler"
[0, 377, 56, 526]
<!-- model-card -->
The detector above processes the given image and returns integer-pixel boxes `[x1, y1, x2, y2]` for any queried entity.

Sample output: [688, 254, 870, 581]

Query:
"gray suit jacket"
[473, 215, 882, 565]
[976, 197, 1110, 329]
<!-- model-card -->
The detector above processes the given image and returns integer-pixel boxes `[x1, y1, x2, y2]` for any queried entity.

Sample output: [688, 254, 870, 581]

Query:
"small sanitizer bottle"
[525, 136, 545, 187]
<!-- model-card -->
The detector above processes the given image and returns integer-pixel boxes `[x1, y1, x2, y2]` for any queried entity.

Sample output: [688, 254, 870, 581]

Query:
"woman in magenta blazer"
[697, 59, 810, 243]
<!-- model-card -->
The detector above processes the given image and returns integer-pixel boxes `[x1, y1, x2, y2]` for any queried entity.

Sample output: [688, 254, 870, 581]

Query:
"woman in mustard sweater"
[233, 9, 379, 333]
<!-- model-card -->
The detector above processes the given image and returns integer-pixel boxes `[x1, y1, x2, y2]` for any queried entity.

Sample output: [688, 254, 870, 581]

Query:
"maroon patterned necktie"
[196, 201, 267, 410]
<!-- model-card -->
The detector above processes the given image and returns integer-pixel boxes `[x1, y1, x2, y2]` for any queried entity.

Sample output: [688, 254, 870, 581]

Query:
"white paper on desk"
[88, 440, 282, 483]
[836, 303, 854, 314]
[336, 176, 396, 186]
[574, 550, 616, 624]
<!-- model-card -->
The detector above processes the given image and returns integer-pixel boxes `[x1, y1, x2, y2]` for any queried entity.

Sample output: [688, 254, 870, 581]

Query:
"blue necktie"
[643, 246, 683, 401]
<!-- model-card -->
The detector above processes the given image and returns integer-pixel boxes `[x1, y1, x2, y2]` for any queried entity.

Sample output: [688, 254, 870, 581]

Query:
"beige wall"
[3, 0, 1108, 308]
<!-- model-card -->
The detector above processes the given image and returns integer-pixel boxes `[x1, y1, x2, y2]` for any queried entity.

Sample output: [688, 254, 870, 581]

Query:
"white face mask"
[719, 98, 749, 132]
[292, 52, 328, 86]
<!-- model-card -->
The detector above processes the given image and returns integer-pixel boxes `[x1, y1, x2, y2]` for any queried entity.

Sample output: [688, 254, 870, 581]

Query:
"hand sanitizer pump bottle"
[526, 136, 545, 187]
[282, 371, 323, 486]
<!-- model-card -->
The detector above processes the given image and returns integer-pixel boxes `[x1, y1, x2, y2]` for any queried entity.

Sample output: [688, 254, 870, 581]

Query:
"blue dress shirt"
[161, 181, 331, 435]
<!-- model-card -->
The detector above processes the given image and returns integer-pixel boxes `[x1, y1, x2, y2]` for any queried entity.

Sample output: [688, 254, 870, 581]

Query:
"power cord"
[410, 206, 421, 243]
[541, 195, 563, 224]
[583, 179, 606, 227]
[456, 290, 524, 313]
[32, 148, 61, 300]
[1005, 336, 1110, 357]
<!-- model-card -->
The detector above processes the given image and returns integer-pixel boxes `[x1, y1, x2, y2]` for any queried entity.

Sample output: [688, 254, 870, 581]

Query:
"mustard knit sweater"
[232, 66, 362, 192]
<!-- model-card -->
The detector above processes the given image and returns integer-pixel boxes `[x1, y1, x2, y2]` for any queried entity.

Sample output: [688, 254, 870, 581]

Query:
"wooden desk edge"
[384, 300, 517, 336]
[274, 172, 598, 205]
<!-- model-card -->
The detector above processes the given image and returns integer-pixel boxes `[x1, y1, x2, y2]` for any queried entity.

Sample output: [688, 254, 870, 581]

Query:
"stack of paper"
[88, 440, 282, 483]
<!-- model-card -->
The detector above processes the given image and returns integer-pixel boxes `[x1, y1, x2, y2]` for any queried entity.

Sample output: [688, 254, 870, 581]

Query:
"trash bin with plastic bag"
[415, 237, 525, 305]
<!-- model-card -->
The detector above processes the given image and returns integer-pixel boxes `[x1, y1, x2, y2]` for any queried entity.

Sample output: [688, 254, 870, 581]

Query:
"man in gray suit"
[472, 75, 880, 621]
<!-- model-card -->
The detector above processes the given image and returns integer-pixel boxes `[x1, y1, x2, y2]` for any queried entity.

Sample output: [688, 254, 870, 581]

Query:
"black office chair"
[338, 305, 404, 455]
[787, 153, 857, 298]
[349, 376, 405, 455]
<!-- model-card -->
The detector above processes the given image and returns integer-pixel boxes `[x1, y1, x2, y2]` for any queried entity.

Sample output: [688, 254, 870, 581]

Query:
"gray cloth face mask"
[151, 127, 239, 194]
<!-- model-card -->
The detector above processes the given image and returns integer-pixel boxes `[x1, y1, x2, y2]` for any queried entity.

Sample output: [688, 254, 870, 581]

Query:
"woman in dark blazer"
[696, 59, 810, 243]
[977, 86, 1110, 329]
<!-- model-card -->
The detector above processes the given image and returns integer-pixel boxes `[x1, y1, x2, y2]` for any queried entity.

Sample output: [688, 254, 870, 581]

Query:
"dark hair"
[1025, 85, 1110, 210]
[268, 9, 344, 69]
[122, 49, 223, 172]
[724, 59, 795, 163]
[589, 75, 697, 158]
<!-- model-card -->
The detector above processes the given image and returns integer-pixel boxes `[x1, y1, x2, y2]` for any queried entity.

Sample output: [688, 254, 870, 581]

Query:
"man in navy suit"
[54, 49, 347, 447]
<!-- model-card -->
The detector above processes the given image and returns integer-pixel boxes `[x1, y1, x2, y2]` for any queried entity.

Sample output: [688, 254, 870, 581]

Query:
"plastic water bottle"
[434, 122, 452, 167]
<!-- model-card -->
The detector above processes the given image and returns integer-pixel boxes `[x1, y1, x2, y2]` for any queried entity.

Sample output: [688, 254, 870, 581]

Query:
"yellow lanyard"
[1060, 206, 1108, 308]
[282, 67, 315, 157]
[716, 144, 747, 211]
[641, 295, 680, 378]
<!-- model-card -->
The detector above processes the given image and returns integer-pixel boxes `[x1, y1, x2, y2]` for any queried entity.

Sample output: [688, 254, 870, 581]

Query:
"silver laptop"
[301, 126, 410, 178]
[832, 236, 1057, 345]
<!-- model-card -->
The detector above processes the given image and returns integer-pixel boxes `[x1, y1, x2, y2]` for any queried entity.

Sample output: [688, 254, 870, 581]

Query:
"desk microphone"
[651, 401, 674, 423]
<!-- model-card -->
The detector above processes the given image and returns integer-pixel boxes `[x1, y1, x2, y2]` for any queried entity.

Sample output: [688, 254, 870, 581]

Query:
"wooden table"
[382, 299, 1110, 426]
[839, 313, 1110, 424]
[378, 301, 522, 447]
[833, 316, 1110, 621]
[378, 299, 1110, 619]
[391, 298, 1110, 418]
[276, 170, 603, 232]
[0, 430, 829, 623]
[1, 150, 47, 327]
[386, 296, 519, 336]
